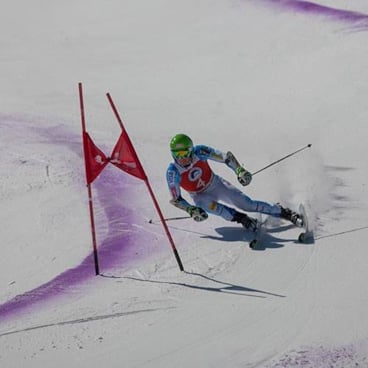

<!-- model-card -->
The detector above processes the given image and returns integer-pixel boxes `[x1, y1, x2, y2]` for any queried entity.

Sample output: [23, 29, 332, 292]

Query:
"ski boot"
[279, 206, 304, 227]
[232, 212, 258, 232]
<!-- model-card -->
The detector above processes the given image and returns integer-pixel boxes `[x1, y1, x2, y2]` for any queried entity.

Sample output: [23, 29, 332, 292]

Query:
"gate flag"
[78, 81, 184, 274]
[110, 130, 147, 181]
[82, 131, 109, 184]
[107, 92, 184, 271]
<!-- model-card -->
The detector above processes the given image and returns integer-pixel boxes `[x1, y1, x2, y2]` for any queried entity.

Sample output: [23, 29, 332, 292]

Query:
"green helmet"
[170, 134, 194, 167]
[170, 133, 193, 152]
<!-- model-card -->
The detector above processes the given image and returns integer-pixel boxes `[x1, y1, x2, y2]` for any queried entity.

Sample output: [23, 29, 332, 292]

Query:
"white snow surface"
[1, 1, 368, 367]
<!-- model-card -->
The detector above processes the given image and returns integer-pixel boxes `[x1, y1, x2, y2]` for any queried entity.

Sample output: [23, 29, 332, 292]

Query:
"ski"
[298, 203, 314, 243]
[249, 204, 314, 249]
[248, 217, 268, 250]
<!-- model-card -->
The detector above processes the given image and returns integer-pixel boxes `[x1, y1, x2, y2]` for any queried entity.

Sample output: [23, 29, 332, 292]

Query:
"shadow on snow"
[101, 272, 286, 299]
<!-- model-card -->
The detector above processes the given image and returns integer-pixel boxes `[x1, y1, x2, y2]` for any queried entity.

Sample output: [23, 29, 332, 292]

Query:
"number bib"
[180, 160, 214, 193]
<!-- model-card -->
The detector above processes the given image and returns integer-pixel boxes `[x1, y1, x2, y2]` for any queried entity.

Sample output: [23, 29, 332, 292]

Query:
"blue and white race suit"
[166, 145, 281, 221]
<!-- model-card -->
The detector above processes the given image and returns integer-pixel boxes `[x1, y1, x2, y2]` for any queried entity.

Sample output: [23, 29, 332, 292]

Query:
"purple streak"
[0, 119, 155, 321]
[262, 0, 368, 25]
[269, 343, 367, 367]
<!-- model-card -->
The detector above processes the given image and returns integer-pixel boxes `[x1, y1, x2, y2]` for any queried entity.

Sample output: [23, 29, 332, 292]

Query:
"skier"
[166, 133, 303, 231]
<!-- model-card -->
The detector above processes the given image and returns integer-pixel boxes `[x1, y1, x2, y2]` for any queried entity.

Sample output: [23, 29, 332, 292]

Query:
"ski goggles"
[171, 149, 192, 159]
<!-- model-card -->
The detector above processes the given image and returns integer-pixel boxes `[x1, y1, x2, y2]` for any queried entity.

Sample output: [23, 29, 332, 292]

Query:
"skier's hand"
[236, 167, 252, 186]
[187, 206, 208, 222]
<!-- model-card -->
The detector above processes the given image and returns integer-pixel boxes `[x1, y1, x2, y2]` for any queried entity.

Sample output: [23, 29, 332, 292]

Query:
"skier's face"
[172, 149, 193, 167]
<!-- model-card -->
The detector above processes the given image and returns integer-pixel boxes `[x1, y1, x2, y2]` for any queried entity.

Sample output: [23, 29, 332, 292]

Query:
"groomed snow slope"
[1, 1, 368, 367]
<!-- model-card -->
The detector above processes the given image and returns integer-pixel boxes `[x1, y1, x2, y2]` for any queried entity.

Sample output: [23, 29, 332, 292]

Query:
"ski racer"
[166, 133, 303, 231]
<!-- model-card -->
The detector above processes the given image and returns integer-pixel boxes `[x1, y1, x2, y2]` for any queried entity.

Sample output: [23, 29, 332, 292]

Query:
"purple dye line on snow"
[263, 0, 368, 24]
[269, 343, 366, 367]
[0, 121, 152, 321]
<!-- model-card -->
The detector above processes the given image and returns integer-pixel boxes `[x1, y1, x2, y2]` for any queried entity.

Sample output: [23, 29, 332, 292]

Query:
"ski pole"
[148, 216, 191, 224]
[252, 144, 312, 176]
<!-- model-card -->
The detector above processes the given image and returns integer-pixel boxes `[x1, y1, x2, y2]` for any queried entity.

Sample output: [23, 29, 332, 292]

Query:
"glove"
[187, 206, 208, 222]
[236, 166, 252, 186]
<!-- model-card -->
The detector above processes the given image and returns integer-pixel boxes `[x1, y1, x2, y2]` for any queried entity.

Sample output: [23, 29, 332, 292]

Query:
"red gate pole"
[78, 82, 100, 276]
[106, 93, 184, 272]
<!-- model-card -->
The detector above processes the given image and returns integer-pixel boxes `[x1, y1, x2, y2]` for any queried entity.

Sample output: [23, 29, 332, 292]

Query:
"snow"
[1, 1, 368, 367]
